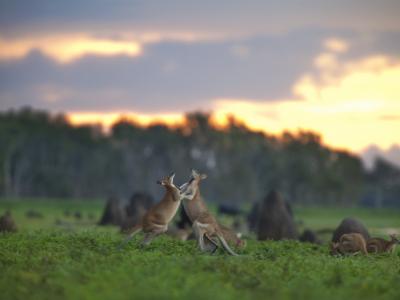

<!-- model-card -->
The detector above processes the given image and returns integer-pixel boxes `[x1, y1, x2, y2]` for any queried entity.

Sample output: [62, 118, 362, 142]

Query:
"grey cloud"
[1, 28, 399, 114]
[1, 0, 400, 115]
[0, 31, 326, 113]
[1, 0, 400, 37]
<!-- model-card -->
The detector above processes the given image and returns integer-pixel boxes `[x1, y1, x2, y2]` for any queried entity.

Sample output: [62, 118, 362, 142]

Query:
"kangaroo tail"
[117, 224, 143, 250]
[216, 233, 239, 256]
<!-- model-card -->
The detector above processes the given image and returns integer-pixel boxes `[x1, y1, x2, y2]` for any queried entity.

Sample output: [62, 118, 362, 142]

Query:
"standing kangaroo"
[180, 170, 240, 256]
[367, 234, 399, 254]
[330, 233, 368, 256]
[119, 172, 181, 248]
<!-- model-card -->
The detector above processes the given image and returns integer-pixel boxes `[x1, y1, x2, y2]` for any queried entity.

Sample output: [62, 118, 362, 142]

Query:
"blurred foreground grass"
[1, 199, 400, 300]
[1, 231, 399, 300]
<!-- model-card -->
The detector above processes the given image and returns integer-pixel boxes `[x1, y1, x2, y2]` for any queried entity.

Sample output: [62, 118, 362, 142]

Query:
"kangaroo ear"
[191, 169, 199, 178]
[169, 173, 175, 184]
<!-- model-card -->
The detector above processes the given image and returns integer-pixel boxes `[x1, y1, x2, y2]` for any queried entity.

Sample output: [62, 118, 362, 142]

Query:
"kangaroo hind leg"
[204, 233, 218, 253]
[193, 221, 212, 252]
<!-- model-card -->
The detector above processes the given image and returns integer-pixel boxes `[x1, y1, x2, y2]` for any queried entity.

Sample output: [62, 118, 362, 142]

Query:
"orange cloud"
[0, 30, 229, 64]
[0, 35, 142, 63]
[323, 38, 349, 53]
[213, 54, 400, 152]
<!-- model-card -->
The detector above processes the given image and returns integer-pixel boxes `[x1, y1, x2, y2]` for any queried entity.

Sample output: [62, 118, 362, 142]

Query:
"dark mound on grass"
[25, 209, 44, 219]
[120, 192, 153, 231]
[98, 196, 126, 226]
[176, 207, 192, 229]
[257, 190, 298, 241]
[300, 229, 321, 244]
[247, 202, 260, 232]
[0, 211, 17, 232]
[331, 217, 370, 243]
[74, 211, 82, 220]
[217, 203, 243, 216]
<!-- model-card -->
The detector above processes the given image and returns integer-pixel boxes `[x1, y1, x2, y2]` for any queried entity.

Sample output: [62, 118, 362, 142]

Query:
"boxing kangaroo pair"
[119, 170, 240, 256]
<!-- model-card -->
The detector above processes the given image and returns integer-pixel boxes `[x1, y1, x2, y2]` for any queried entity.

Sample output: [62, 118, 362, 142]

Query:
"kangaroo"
[0, 210, 17, 233]
[180, 169, 240, 256]
[330, 233, 368, 256]
[118, 172, 181, 248]
[331, 217, 370, 243]
[219, 224, 246, 248]
[367, 234, 399, 254]
[179, 169, 245, 250]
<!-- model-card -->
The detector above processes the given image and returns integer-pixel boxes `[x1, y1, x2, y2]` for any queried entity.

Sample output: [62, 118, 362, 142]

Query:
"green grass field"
[1, 199, 400, 300]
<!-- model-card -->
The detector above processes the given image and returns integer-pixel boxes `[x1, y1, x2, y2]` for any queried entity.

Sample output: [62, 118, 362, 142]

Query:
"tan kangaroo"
[118, 172, 181, 248]
[180, 170, 239, 256]
[219, 224, 246, 248]
[367, 234, 399, 254]
[330, 233, 368, 255]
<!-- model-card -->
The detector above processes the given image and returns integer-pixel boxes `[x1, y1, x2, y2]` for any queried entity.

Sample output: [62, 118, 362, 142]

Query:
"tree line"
[0, 107, 398, 207]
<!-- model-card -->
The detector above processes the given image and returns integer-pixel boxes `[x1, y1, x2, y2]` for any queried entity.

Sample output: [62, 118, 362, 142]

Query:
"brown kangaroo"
[219, 224, 246, 248]
[0, 211, 17, 232]
[330, 233, 368, 256]
[192, 212, 239, 256]
[367, 234, 399, 254]
[180, 169, 240, 256]
[118, 172, 181, 248]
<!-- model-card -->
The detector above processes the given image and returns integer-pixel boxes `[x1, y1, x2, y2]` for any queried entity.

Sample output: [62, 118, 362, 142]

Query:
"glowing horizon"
[67, 111, 186, 130]
[66, 44, 400, 154]
[65, 107, 399, 154]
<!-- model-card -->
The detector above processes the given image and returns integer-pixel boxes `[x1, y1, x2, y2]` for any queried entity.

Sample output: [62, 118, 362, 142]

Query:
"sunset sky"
[1, 0, 400, 157]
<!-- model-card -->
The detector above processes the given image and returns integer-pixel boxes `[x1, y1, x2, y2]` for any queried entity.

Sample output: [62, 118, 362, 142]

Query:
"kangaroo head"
[179, 169, 207, 200]
[157, 172, 180, 199]
[389, 234, 399, 244]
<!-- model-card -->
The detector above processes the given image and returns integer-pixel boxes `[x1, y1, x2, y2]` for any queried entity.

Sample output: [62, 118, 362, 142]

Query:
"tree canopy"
[0, 107, 398, 207]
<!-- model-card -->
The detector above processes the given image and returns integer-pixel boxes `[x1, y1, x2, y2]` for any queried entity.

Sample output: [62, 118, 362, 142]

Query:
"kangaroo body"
[180, 170, 240, 255]
[330, 233, 368, 255]
[182, 192, 244, 249]
[0, 211, 17, 232]
[367, 235, 399, 253]
[193, 211, 239, 256]
[219, 224, 246, 248]
[331, 217, 370, 243]
[182, 189, 208, 222]
[141, 186, 180, 232]
[119, 173, 181, 248]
